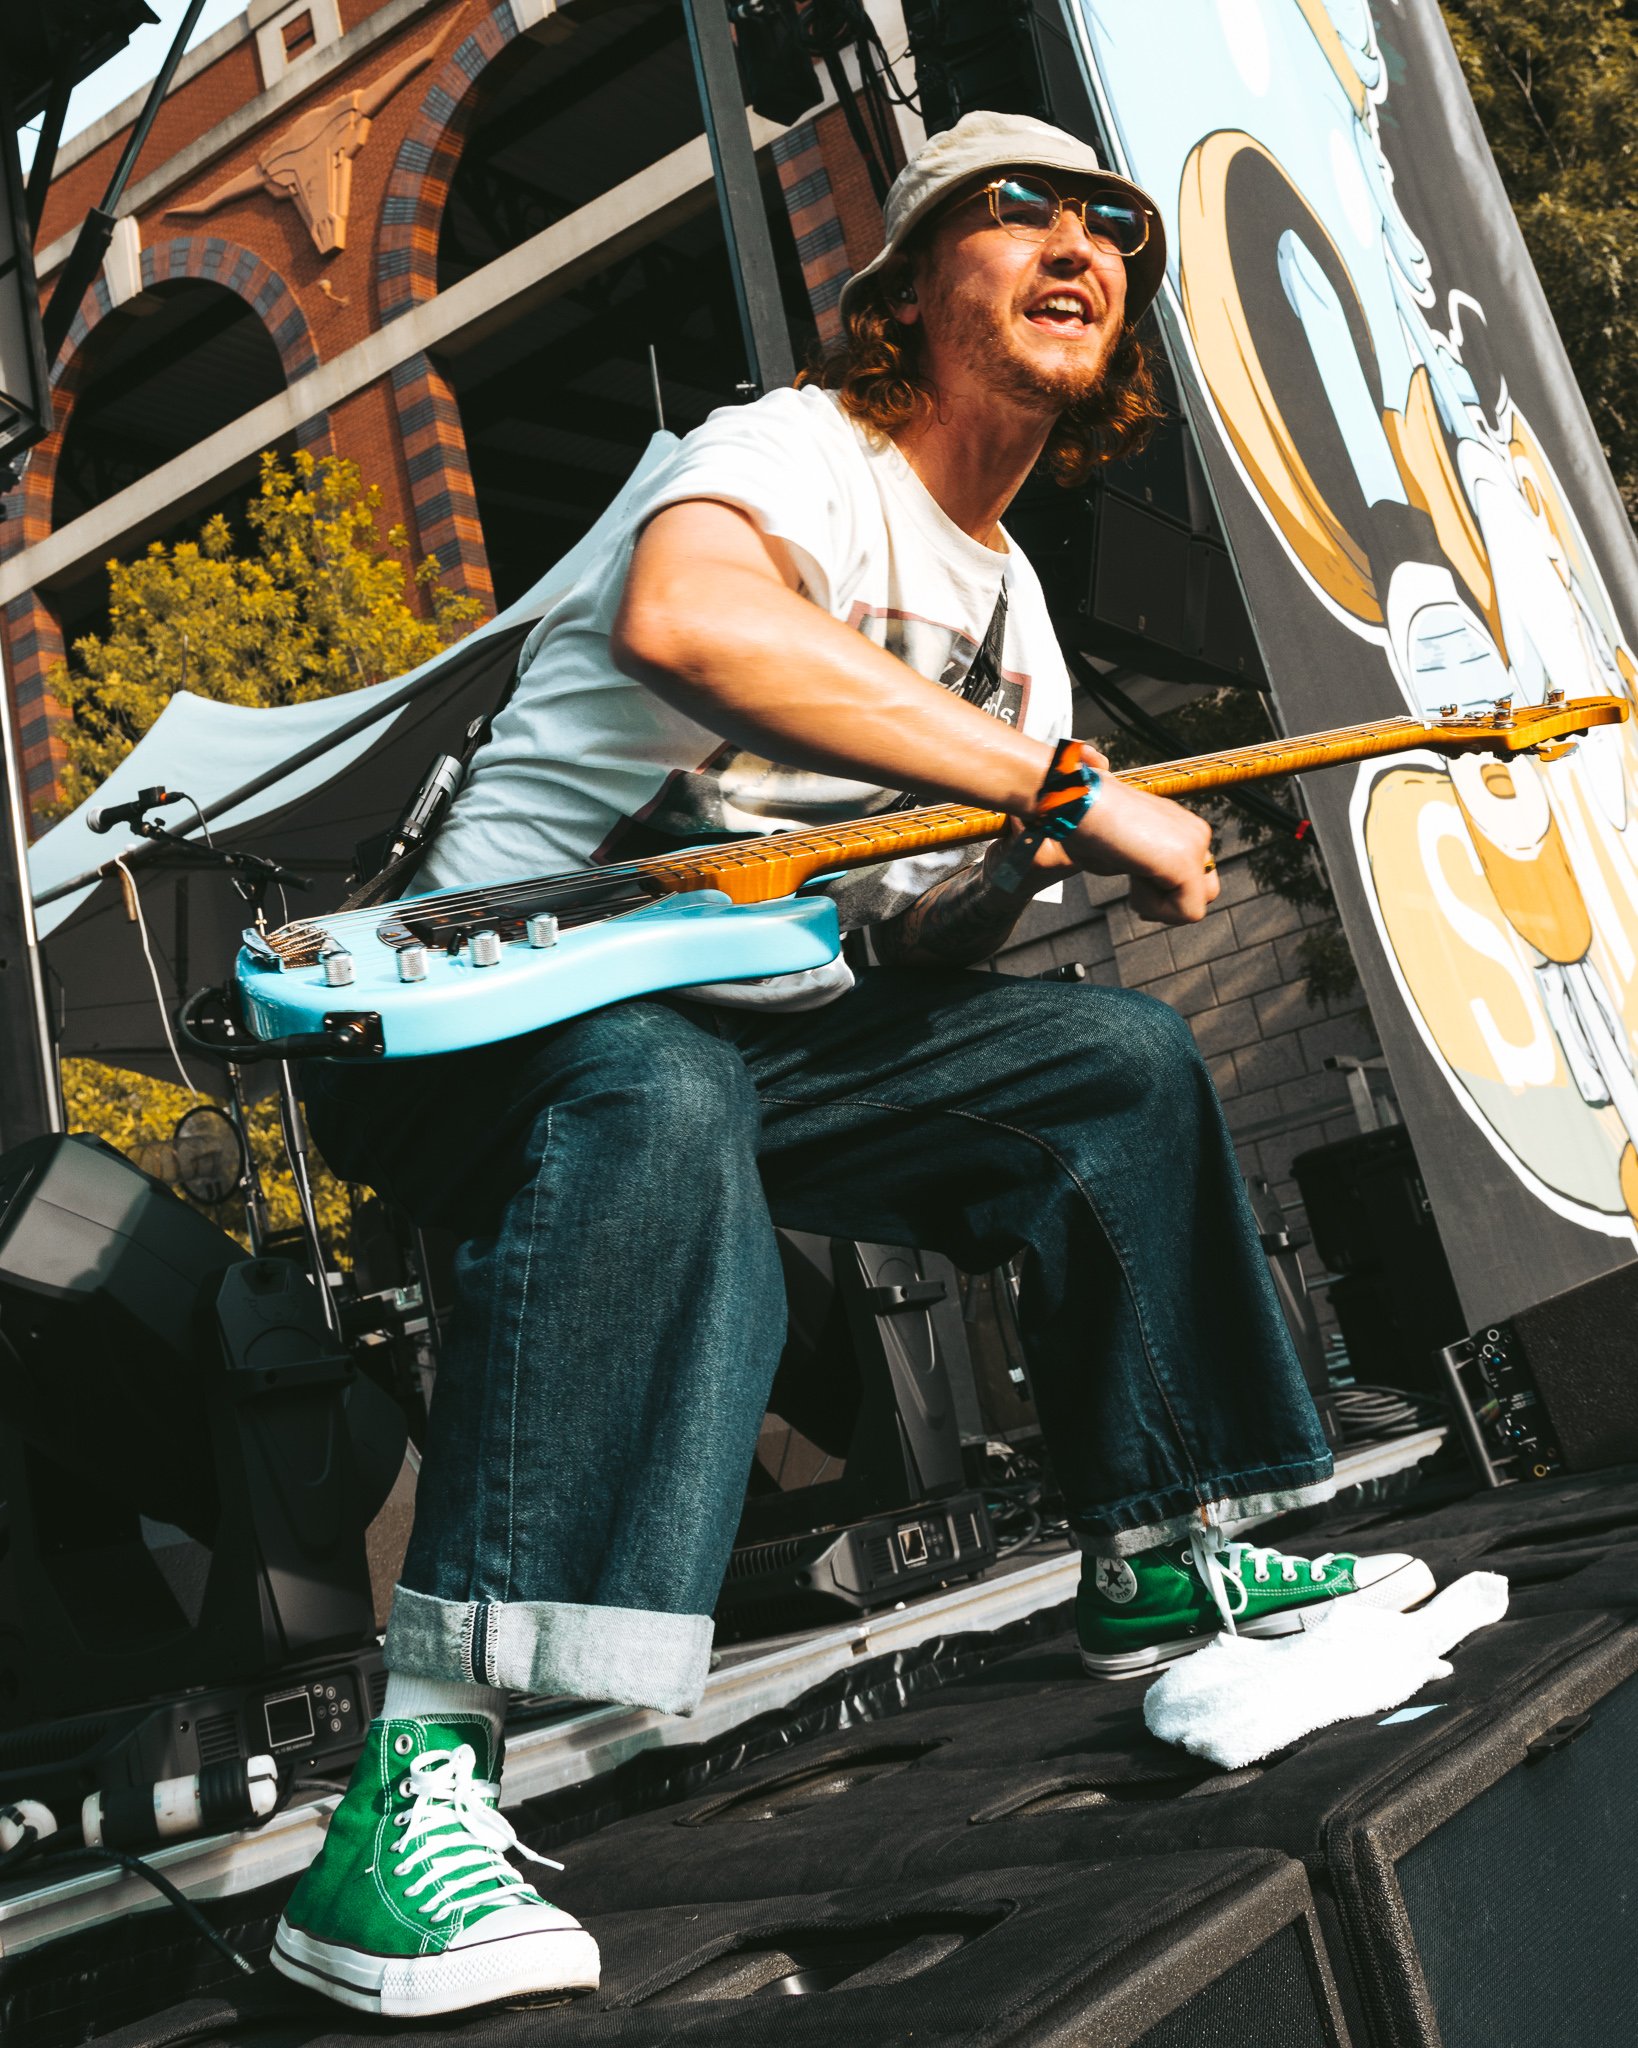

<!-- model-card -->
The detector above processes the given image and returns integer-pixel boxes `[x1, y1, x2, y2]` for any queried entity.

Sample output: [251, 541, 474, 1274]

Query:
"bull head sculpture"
[167, 28, 448, 256]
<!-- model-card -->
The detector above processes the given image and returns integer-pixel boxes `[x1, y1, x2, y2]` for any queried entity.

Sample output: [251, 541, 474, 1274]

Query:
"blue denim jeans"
[306, 967, 1333, 1714]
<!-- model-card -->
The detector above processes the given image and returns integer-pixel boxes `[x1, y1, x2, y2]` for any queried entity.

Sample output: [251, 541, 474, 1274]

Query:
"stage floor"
[0, 1426, 1444, 1964]
[15, 1428, 1638, 2048]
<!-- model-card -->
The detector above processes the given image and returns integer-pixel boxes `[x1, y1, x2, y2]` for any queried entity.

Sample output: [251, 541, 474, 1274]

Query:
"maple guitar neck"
[638, 704, 1625, 908]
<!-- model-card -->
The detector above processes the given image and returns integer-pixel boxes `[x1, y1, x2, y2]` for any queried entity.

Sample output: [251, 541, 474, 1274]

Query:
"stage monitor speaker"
[28, 1855, 1348, 2048]
[1440, 1260, 1638, 1484]
[562, 1607, 1638, 2048]
[743, 1234, 972, 1544]
[1293, 1124, 1466, 1395]
[0, 1135, 403, 1723]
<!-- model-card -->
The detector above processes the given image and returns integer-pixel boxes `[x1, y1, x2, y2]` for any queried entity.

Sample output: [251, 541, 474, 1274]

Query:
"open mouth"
[1025, 292, 1097, 333]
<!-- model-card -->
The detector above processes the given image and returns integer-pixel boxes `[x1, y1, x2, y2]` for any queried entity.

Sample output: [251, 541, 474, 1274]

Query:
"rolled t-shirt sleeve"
[634, 387, 865, 616]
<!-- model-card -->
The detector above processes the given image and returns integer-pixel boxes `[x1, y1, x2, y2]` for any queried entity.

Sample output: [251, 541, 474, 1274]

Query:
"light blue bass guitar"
[233, 696, 1627, 1060]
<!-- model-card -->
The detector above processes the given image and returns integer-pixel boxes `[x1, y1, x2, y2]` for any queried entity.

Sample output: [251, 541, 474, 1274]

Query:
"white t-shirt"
[422, 385, 1074, 1006]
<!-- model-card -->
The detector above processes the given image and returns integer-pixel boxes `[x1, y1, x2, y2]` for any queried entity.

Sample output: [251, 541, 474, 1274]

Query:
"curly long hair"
[798, 262, 1164, 487]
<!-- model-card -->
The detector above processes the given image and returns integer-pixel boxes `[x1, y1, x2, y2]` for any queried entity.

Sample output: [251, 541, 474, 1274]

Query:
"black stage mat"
[539, 1612, 1638, 2047]
[19, 1465, 1638, 2048]
[92, 1853, 1347, 2048]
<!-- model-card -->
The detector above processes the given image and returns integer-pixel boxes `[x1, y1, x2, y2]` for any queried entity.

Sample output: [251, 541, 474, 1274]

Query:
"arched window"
[52, 280, 287, 529]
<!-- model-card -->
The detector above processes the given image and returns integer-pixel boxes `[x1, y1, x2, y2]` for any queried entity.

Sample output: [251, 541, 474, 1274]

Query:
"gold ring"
[1204, 855, 1217, 873]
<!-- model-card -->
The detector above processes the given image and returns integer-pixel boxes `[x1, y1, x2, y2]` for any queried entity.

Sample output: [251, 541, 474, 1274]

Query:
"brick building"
[5, 0, 1386, 1304]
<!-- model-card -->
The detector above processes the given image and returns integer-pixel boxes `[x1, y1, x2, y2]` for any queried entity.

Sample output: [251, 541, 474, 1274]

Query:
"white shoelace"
[1186, 1526, 1340, 1637]
[389, 1744, 564, 1923]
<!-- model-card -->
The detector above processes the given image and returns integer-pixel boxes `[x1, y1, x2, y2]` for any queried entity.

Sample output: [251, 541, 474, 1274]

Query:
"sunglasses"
[979, 174, 1153, 257]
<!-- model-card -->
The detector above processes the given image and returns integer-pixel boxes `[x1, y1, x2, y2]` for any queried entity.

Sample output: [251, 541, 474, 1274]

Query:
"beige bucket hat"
[837, 109, 1167, 330]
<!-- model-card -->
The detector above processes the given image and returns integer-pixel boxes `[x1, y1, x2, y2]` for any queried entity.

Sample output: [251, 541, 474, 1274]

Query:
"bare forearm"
[615, 500, 1219, 926]
[612, 507, 1052, 812]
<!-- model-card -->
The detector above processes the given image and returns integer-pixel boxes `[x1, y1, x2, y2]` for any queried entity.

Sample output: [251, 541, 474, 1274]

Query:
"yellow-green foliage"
[60, 1057, 352, 1251]
[47, 448, 483, 815]
[53, 451, 482, 1244]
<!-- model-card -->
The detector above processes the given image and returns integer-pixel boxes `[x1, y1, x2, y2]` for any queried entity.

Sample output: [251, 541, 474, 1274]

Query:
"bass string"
[273, 715, 1429, 950]
[276, 805, 982, 947]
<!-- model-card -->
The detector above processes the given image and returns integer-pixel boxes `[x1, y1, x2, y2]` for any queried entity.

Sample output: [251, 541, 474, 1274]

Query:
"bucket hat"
[837, 109, 1167, 329]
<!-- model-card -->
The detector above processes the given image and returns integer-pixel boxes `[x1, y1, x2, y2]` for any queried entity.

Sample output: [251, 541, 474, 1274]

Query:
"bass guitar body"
[233, 694, 1628, 1062]
[237, 887, 841, 1059]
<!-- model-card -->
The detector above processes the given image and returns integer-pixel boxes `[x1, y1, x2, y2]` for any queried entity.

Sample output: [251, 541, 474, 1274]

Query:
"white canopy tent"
[28, 435, 676, 1086]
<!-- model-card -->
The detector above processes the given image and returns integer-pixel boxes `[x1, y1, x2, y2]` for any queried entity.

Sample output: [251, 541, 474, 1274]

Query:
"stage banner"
[1063, 0, 1638, 1319]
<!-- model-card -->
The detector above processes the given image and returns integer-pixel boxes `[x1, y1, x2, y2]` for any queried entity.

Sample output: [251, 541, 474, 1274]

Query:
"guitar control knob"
[320, 944, 355, 988]
[397, 944, 429, 984]
[471, 930, 502, 968]
[527, 913, 559, 949]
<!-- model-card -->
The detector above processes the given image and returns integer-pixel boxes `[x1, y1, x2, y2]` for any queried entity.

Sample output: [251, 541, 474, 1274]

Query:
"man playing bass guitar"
[274, 111, 1434, 2017]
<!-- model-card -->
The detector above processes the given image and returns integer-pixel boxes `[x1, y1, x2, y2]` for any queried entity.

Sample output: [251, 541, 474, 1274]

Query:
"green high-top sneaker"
[272, 1715, 600, 2016]
[1077, 1534, 1435, 1679]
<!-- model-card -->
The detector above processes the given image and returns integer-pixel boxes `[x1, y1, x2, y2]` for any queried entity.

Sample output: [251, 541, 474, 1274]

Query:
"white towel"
[1142, 1572, 1511, 1770]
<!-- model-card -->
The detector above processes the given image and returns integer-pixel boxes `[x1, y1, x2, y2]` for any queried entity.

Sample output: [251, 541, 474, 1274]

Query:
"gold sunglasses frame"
[980, 175, 1153, 257]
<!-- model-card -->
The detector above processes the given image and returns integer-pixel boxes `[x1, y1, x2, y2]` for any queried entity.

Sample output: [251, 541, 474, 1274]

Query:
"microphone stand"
[101, 805, 343, 1341]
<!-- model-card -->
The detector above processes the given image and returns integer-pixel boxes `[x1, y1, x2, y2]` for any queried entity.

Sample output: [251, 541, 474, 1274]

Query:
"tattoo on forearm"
[872, 858, 1030, 967]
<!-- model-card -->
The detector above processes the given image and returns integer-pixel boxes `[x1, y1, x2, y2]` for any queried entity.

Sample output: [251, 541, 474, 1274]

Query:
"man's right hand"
[1066, 774, 1220, 925]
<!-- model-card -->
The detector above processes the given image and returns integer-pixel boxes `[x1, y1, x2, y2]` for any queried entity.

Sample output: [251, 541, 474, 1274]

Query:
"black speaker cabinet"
[1293, 1125, 1466, 1396]
[556, 1611, 1638, 2048]
[743, 1234, 970, 1543]
[47, 1857, 1348, 2048]
[1441, 1262, 1638, 1482]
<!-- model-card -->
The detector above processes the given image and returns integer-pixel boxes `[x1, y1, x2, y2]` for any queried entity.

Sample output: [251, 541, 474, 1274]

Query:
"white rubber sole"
[1079, 1559, 1439, 1680]
[272, 1918, 602, 2017]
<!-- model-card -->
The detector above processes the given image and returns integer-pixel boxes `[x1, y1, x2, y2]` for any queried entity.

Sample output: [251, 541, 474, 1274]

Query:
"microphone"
[87, 785, 173, 835]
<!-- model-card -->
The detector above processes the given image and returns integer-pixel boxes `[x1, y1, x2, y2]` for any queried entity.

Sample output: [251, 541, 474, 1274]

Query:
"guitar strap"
[890, 578, 1009, 812]
[339, 673, 522, 913]
[959, 580, 1010, 711]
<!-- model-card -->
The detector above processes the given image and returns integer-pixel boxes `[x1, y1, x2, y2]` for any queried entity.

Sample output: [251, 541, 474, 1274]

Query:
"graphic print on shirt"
[599, 604, 1030, 859]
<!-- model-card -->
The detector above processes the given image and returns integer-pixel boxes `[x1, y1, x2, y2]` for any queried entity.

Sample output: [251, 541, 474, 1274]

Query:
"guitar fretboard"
[261, 700, 1621, 965]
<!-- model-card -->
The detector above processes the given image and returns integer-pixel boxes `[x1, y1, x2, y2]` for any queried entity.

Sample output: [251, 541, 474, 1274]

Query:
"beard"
[927, 280, 1119, 415]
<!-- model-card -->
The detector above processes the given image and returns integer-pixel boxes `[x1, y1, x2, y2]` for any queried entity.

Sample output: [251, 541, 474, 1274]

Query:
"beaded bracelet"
[1031, 738, 1103, 841]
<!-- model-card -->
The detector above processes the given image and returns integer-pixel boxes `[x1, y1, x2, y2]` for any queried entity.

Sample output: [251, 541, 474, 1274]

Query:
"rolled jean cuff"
[1071, 1456, 1338, 1560]
[384, 1585, 715, 1716]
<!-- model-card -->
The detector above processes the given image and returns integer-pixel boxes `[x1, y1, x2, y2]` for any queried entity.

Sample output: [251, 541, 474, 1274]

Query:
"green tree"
[48, 448, 482, 814]
[51, 451, 482, 1244]
[1439, 0, 1638, 519]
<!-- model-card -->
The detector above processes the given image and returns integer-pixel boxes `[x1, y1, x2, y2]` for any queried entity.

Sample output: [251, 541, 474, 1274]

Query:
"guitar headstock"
[1418, 692, 1630, 760]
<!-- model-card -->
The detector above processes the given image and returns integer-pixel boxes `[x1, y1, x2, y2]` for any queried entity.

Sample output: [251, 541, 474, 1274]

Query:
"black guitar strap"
[339, 667, 522, 913]
[890, 579, 1009, 812]
[959, 580, 1010, 710]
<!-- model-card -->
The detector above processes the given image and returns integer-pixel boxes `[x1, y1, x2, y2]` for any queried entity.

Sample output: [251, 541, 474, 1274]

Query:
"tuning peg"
[1546, 687, 1566, 705]
[1438, 703, 1459, 719]
[471, 930, 502, 968]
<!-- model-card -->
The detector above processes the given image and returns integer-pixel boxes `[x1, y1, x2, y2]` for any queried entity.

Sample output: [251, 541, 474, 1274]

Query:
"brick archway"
[0, 238, 328, 814]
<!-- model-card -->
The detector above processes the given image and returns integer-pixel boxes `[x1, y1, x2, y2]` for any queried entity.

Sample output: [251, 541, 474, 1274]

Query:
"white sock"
[381, 1670, 508, 1745]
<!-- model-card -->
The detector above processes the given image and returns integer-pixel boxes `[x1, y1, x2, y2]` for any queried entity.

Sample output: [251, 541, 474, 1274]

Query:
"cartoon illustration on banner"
[1070, 0, 1638, 1238]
